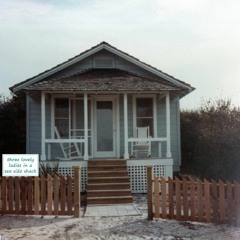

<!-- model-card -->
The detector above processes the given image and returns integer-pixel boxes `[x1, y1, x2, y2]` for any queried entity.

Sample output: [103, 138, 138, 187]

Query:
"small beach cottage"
[10, 42, 194, 202]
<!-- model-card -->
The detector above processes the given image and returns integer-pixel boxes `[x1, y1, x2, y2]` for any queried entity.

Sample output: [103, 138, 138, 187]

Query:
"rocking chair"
[54, 126, 82, 160]
[131, 126, 151, 158]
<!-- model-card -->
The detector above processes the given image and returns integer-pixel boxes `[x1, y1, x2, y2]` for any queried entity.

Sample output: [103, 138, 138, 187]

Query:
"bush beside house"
[181, 99, 240, 181]
[0, 94, 26, 176]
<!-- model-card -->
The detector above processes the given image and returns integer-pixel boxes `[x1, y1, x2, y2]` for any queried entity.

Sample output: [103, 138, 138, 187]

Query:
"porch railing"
[128, 137, 167, 158]
[44, 139, 85, 160]
[41, 128, 93, 160]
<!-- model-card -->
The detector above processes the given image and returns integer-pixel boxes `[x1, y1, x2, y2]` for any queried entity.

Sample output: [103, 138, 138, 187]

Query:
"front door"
[94, 97, 117, 158]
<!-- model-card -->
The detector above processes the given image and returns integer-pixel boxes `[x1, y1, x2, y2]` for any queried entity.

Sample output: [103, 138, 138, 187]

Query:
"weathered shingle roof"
[10, 41, 194, 94]
[25, 69, 182, 92]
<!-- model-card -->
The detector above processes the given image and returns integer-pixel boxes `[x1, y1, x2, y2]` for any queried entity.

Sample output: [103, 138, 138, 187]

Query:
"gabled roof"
[10, 41, 194, 94]
[25, 68, 182, 92]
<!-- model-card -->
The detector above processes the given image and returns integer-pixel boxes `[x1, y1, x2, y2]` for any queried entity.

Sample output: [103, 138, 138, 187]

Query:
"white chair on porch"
[54, 126, 82, 160]
[131, 126, 151, 158]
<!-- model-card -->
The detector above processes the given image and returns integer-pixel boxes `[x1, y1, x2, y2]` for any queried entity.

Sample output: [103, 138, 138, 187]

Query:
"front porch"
[38, 90, 174, 193]
[39, 91, 173, 162]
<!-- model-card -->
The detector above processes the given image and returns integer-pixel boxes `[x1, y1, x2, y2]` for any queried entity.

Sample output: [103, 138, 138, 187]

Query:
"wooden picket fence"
[0, 166, 80, 217]
[147, 166, 240, 224]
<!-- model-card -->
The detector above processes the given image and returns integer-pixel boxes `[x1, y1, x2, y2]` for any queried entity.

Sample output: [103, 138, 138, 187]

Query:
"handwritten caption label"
[2, 154, 39, 176]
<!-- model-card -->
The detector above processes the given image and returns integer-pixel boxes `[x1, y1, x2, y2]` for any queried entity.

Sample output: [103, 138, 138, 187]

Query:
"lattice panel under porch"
[153, 165, 166, 178]
[58, 167, 87, 192]
[127, 165, 166, 193]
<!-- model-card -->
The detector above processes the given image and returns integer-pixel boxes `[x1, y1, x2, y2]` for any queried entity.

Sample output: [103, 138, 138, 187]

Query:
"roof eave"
[11, 42, 194, 93]
[103, 44, 193, 91]
[11, 44, 106, 93]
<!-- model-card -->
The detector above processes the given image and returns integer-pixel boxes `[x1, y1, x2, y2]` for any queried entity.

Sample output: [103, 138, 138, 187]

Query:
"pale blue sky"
[1, 0, 240, 109]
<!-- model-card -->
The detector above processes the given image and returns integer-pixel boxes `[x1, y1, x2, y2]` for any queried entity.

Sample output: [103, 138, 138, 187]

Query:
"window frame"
[54, 97, 70, 139]
[133, 94, 157, 138]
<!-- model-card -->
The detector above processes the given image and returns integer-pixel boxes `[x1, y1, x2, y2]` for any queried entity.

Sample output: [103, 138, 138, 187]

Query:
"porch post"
[124, 93, 129, 159]
[41, 92, 46, 160]
[83, 93, 89, 160]
[166, 92, 172, 158]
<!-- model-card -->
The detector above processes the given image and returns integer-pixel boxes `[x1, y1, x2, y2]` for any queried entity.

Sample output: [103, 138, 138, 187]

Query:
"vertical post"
[183, 178, 188, 221]
[54, 175, 59, 216]
[175, 177, 181, 220]
[34, 176, 39, 215]
[124, 93, 129, 159]
[47, 174, 53, 215]
[147, 165, 153, 220]
[190, 178, 195, 221]
[41, 92, 46, 160]
[211, 179, 218, 223]
[41, 175, 46, 215]
[219, 180, 225, 223]
[67, 176, 72, 214]
[21, 177, 26, 214]
[166, 92, 172, 158]
[84, 93, 89, 160]
[234, 181, 240, 225]
[154, 176, 160, 219]
[73, 166, 80, 218]
[168, 177, 174, 219]
[204, 179, 211, 223]
[226, 181, 233, 224]
[197, 178, 203, 222]
[161, 177, 167, 219]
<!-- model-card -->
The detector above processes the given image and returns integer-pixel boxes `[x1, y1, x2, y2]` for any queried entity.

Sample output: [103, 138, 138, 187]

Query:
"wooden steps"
[87, 159, 133, 205]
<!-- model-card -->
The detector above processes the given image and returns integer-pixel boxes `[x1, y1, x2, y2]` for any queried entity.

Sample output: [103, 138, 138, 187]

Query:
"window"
[55, 98, 69, 138]
[136, 98, 154, 136]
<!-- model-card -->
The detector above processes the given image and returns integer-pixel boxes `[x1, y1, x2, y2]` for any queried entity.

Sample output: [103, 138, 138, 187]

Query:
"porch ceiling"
[25, 69, 182, 92]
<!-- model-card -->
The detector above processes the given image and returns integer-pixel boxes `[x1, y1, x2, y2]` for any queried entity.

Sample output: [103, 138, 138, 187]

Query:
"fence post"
[226, 181, 233, 223]
[161, 177, 167, 219]
[34, 176, 40, 215]
[73, 166, 81, 218]
[21, 177, 26, 214]
[53, 175, 59, 216]
[211, 179, 219, 223]
[147, 165, 153, 220]
[204, 179, 211, 223]
[154, 176, 160, 219]
[168, 177, 174, 219]
[197, 178, 203, 222]
[47, 174, 53, 215]
[175, 177, 181, 220]
[219, 180, 225, 223]
[190, 178, 195, 221]
[183, 177, 188, 221]
[234, 181, 240, 225]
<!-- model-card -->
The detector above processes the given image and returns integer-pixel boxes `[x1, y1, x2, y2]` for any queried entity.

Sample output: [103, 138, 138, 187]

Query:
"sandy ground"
[1, 194, 240, 240]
